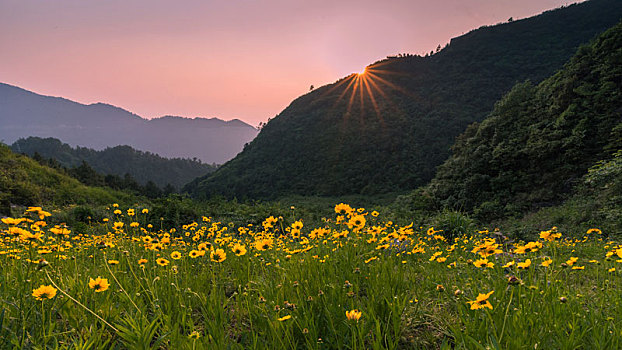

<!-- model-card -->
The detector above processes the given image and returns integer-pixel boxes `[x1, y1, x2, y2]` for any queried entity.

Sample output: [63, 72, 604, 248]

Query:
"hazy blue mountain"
[0, 83, 258, 164]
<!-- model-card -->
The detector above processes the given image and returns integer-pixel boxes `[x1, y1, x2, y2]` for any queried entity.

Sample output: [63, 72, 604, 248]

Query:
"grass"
[0, 204, 620, 349]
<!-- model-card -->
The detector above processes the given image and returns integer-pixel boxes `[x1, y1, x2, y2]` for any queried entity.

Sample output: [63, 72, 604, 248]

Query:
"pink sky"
[0, 0, 581, 126]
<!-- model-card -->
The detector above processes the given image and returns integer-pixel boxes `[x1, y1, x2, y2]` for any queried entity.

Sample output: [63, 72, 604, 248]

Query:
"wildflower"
[586, 228, 602, 235]
[540, 229, 562, 241]
[502, 261, 515, 268]
[170, 251, 182, 260]
[608, 267, 615, 272]
[541, 258, 553, 267]
[189, 330, 201, 339]
[291, 221, 303, 230]
[138, 258, 148, 265]
[334, 203, 354, 216]
[467, 291, 494, 310]
[517, 259, 531, 269]
[32, 285, 57, 300]
[566, 257, 578, 266]
[571, 266, 585, 270]
[88, 277, 110, 292]
[189, 250, 201, 258]
[436, 284, 445, 292]
[211, 249, 226, 263]
[348, 215, 366, 231]
[142, 209, 149, 214]
[108, 260, 119, 265]
[278, 315, 291, 321]
[156, 258, 169, 266]
[559, 296, 567, 303]
[254, 238, 273, 251]
[346, 309, 362, 322]
[473, 258, 494, 268]
[371, 211, 379, 217]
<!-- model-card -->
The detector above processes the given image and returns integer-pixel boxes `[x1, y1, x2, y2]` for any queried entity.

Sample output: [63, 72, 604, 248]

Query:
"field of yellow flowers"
[1, 204, 621, 349]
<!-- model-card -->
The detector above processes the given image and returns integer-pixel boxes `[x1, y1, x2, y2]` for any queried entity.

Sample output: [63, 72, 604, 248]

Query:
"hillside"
[423, 20, 622, 222]
[186, 0, 622, 200]
[0, 143, 132, 216]
[11, 137, 216, 189]
[0, 85, 258, 164]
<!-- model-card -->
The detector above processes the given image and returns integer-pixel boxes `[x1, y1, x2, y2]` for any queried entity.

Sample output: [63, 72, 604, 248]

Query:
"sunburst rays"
[315, 62, 421, 128]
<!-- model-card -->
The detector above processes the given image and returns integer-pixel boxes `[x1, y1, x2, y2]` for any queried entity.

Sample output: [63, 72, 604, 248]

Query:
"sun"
[357, 67, 367, 76]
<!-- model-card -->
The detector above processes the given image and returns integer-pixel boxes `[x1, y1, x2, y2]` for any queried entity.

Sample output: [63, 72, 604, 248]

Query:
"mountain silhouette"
[0, 83, 258, 164]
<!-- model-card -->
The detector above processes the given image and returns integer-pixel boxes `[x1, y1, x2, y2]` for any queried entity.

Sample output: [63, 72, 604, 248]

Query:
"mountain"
[186, 0, 622, 200]
[420, 20, 622, 222]
[0, 85, 259, 164]
[10, 137, 216, 189]
[0, 143, 132, 216]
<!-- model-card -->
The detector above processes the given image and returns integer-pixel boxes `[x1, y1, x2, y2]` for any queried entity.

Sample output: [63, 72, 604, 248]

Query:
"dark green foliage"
[11, 137, 216, 189]
[498, 150, 622, 237]
[427, 21, 622, 223]
[187, 0, 622, 200]
[427, 210, 476, 241]
[0, 143, 132, 210]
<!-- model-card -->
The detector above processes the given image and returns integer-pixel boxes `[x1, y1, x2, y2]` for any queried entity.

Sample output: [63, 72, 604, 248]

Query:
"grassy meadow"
[1, 204, 621, 349]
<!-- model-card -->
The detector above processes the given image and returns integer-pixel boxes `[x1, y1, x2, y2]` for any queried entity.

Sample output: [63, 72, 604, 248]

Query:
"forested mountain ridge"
[11, 137, 216, 189]
[186, 0, 622, 200]
[423, 20, 622, 222]
[0, 143, 132, 215]
[0, 84, 258, 164]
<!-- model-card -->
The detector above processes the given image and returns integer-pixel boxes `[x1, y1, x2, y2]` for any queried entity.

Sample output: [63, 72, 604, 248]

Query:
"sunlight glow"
[357, 67, 368, 76]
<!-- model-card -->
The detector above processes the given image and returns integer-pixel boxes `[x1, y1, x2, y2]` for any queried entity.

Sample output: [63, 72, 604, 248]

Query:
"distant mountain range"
[186, 0, 622, 199]
[11, 137, 216, 189]
[0, 83, 259, 164]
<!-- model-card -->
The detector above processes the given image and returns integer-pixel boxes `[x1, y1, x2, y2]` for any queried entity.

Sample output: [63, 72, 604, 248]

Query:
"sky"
[1, 0, 582, 126]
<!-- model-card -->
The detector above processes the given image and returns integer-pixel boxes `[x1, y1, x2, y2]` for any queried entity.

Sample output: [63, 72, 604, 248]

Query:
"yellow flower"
[566, 257, 578, 266]
[539, 229, 562, 241]
[541, 258, 553, 267]
[170, 251, 182, 260]
[347, 215, 366, 231]
[467, 290, 494, 310]
[156, 258, 169, 266]
[88, 277, 110, 292]
[571, 266, 585, 270]
[189, 330, 201, 339]
[334, 203, 354, 216]
[138, 258, 148, 265]
[32, 285, 57, 300]
[291, 220, 303, 230]
[502, 261, 515, 268]
[473, 258, 494, 268]
[107, 260, 119, 265]
[254, 238, 273, 251]
[608, 267, 616, 272]
[211, 249, 226, 263]
[346, 309, 362, 322]
[278, 315, 291, 321]
[141, 209, 149, 214]
[517, 259, 531, 269]
[586, 228, 602, 235]
[232, 243, 247, 256]
[371, 211, 379, 217]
